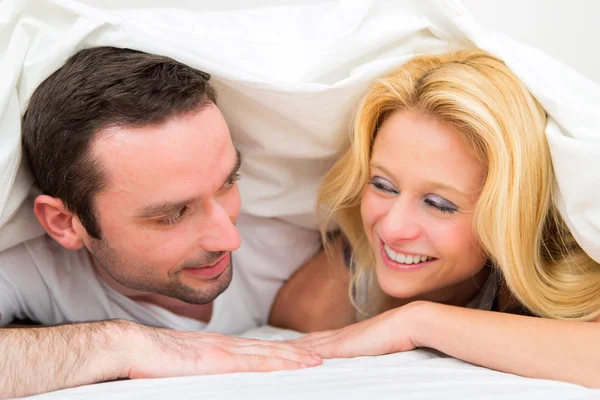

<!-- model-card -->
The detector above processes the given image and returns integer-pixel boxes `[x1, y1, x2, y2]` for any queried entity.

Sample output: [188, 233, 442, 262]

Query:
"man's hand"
[286, 303, 423, 359]
[0, 320, 321, 399]
[122, 322, 323, 379]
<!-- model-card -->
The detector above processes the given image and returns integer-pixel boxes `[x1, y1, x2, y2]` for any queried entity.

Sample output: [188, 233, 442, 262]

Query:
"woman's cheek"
[361, 189, 390, 236]
[424, 214, 474, 257]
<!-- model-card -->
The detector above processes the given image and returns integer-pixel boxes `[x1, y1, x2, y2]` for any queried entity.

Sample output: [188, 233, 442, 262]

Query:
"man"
[0, 47, 321, 398]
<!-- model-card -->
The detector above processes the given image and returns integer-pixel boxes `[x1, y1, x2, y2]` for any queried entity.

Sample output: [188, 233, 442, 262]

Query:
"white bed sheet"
[29, 326, 600, 400]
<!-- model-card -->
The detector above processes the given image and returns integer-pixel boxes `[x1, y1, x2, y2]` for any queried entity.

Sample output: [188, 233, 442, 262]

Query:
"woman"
[269, 50, 600, 387]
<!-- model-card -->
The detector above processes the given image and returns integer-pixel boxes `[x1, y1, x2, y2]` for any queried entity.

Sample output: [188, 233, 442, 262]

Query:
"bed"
[30, 326, 600, 399]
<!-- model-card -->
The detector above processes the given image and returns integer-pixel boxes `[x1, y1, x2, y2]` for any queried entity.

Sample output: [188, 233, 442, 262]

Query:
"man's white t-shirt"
[0, 214, 320, 334]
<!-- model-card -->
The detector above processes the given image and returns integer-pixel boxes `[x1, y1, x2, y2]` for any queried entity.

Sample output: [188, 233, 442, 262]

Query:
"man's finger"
[232, 354, 316, 373]
[229, 344, 322, 366]
[224, 337, 320, 358]
[238, 340, 318, 356]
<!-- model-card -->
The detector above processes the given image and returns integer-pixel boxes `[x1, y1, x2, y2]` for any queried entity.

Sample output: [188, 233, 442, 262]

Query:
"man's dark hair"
[22, 46, 217, 239]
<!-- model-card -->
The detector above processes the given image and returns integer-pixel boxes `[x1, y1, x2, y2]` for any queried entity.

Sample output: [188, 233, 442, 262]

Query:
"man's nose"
[378, 198, 422, 242]
[200, 200, 241, 252]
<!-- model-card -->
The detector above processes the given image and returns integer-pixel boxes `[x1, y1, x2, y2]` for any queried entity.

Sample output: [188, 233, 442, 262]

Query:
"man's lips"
[181, 253, 230, 279]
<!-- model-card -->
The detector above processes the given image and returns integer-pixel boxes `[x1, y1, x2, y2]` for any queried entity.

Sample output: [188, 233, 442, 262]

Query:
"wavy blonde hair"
[318, 50, 600, 321]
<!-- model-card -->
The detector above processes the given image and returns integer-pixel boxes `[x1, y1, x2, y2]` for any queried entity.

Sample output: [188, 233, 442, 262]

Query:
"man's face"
[79, 104, 242, 304]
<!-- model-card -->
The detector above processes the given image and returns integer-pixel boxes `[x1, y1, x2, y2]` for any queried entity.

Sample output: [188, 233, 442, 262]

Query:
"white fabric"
[28, 325, 600, 400]
[0, 214, 320, 333]
[1, 0, 600, 263]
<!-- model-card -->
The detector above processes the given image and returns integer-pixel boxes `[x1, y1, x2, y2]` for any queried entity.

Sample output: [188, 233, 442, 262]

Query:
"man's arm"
[0, 319, 322, 399]
[269, 238, 356, 332]
[0, 320, 128, 398]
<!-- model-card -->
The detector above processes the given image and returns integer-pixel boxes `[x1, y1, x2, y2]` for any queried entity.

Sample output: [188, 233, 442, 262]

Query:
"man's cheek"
[144, 234, 191, 263]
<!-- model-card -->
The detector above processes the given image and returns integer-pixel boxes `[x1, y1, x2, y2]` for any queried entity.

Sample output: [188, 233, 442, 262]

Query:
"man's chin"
[176, 263, 233, 304]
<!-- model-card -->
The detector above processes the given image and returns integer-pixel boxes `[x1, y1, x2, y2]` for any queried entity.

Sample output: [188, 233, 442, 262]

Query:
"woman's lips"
[379, 240, 436, 272]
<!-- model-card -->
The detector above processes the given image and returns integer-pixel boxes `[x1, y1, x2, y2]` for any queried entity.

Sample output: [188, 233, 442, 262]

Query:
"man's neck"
[90, 257, 213, 323]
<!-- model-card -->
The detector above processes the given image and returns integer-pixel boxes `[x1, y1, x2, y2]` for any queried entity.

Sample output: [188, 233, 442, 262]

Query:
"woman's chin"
[375, 266, 429, 300]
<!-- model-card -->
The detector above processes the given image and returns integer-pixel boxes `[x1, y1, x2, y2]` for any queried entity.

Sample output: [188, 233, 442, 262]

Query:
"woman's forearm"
[411, 302, 600, 387]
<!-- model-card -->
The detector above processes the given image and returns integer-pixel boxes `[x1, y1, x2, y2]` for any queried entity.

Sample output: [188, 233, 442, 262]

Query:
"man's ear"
[33, 195, 85, 250]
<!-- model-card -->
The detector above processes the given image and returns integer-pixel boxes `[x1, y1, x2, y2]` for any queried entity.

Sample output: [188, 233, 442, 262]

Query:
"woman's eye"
[158, 206, 189, 226]
[222, 173, 241, 190]
[368, 176, 398, 194]
[424, 195, 458, 215]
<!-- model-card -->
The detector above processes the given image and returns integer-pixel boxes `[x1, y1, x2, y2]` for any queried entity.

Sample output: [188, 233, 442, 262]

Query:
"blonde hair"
[319, 50, 600, 321]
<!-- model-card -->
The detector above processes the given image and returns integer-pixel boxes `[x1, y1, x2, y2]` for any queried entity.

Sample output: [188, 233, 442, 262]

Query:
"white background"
[461, 0, 599, 84]
[81, 0, 600, 84]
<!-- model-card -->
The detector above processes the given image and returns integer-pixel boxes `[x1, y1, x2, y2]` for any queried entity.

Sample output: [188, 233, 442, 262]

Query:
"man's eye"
[223, 173, 241, 189]
[157, 206, 189, 225]
[424, 195, 458, 215]
[368, 176, 398, 194]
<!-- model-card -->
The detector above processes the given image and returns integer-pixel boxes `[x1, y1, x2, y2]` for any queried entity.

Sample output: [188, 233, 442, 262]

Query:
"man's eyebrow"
[134, 149, 242, 220]
[135, 198, 197, 219]
[226, 148, 242, 184]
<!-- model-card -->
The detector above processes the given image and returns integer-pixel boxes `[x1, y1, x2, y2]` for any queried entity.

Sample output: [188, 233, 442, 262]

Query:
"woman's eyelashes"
[369, 176, 459, 214]
[424, 194, 458, 214]
[369, 176, 399, 194]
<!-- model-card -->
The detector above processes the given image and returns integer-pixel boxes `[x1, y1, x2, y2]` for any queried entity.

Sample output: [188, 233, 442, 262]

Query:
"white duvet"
[29, 326, 600, 400]
[2, 0, 600, 263]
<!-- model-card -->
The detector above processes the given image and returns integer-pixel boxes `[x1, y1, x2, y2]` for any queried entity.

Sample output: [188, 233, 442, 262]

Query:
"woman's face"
[361, 111, 488, 303]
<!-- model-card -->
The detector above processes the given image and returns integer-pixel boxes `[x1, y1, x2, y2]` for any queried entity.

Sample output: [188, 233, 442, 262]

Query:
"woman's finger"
[288, 330, 336, 345]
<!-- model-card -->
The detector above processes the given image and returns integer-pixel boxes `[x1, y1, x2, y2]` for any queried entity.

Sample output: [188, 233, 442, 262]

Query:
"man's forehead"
[90, 106, 236, 206]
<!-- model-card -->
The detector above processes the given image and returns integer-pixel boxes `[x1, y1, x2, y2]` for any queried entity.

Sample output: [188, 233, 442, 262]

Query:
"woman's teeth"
[384, 244, 433, 265]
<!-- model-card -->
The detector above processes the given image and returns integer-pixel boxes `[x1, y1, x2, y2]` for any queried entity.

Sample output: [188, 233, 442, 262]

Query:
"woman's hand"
[286, 301, 426, 358]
